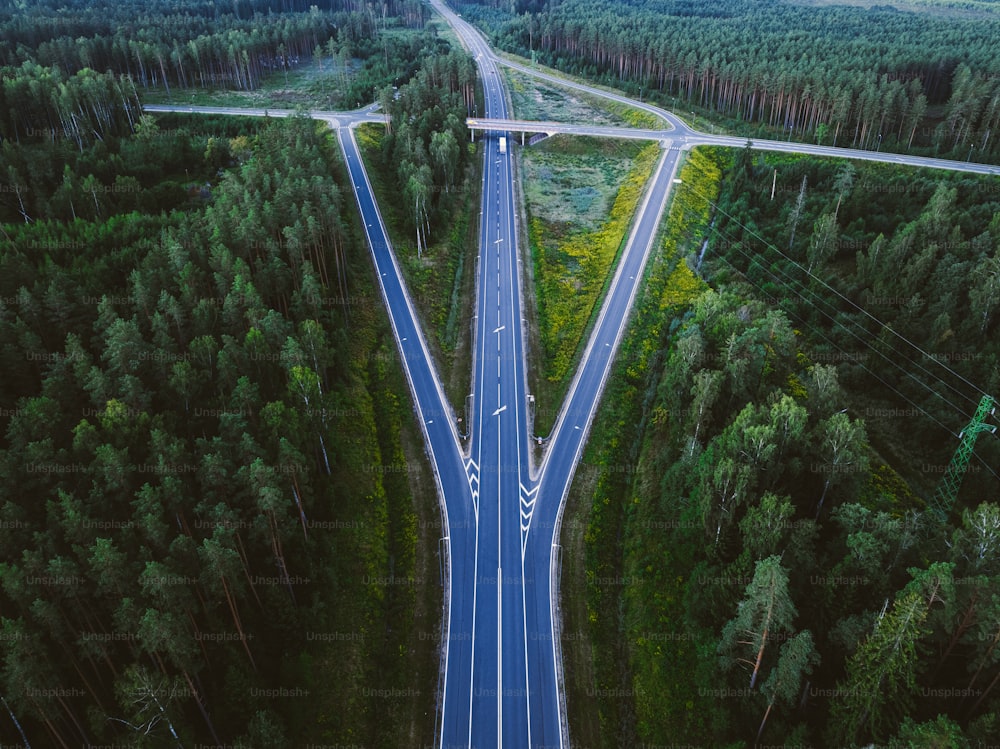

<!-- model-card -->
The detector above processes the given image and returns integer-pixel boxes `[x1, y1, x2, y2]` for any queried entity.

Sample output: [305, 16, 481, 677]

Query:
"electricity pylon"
[929, 395, 997, 520]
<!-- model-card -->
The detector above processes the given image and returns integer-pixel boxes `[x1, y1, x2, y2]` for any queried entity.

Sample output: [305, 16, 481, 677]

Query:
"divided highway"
[430, 2, 544, 745]
[428, 6, 1000, 747]
[433, 3, 684, 746]
[144, 6, 1000, 746]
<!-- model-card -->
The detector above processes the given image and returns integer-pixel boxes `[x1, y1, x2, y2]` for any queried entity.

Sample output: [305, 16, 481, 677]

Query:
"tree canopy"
[457, 0, 1000, 162]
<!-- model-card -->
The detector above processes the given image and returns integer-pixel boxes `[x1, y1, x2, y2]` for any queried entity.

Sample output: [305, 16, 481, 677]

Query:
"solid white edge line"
[334, 129, 461, 749]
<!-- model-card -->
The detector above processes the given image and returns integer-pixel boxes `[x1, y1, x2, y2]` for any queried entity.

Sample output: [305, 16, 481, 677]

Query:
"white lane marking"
[497, 564, 503, 749]
[519, 483, 539, 538]
[468, 486, 480, 749]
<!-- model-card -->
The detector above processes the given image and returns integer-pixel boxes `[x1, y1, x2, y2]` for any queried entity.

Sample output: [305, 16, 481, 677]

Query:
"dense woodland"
[0, 0, 427, 88]
[705, 146, 1000, 502]
[0, 108, 443, 747]
[0, 1, 481, 744]
[0, 0, 430, 145]
[571, 146, 1000, 747]
[5, 0, 1000, 745]
[456, 0, 1000, 162]
[356, 45, 483, 401]
[375, 50, 477, 255]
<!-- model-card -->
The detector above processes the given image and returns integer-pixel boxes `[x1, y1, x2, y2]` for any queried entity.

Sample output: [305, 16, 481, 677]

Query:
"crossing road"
[142, 102, 385, 129]
[465, 119, 1000, 177]
[143, 5, 1000, 743]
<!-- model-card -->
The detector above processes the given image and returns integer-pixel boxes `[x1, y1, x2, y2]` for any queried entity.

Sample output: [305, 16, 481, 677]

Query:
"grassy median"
[519, 135, 661, 435]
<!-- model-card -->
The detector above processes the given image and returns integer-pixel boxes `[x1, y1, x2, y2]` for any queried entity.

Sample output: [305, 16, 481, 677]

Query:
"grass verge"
[503, 66, 660, 128]
[496, 50, 670, 127]
[560, 148, 721, 747]
[520, 135, 661, 435]
[140, 56, 366, 110]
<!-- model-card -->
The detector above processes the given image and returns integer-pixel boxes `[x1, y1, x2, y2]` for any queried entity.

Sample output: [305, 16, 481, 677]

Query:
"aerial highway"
[465, 118, 1000, 178]
[427, 1, 543, 745]
[142, 3, 1000, 744]
[466, 117, 672, 142]
[437, 10, 683, 749]
[142, 101, 385, 129]
[431, 1, 685, 745]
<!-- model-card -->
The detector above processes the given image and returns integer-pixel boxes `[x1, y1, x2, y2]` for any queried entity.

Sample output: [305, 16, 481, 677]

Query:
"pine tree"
[719, 555, 797, 689]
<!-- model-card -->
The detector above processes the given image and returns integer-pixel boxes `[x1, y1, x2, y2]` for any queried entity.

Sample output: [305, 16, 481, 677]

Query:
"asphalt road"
[466, 119, 1000, 177]
[684, 133, 1000, 176]
[142, 9, 1000, 745]
[430, 2, 691, 746]
[142, 102, 384, 128]
[429, 2, 543, 745]
[337, 126, 482, 747]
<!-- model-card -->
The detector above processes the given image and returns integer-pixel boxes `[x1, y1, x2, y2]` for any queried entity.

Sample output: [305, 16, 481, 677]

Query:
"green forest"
[456, 0, 1000, 163]
[0, 0, 481, 745]
[4, 0, 1000, 745]
[705, 146, 1000, 503]
[355, 47, 483, 407]
[564, 145, 1000, 747]
[0, 0, 427, 91]
[0, 0, 431, 141]
[373, 50, 477, 258]
[0, 109, 445, 747]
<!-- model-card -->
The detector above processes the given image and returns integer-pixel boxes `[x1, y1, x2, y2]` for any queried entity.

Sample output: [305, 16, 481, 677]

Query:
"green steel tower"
[929, 395, 997, 520]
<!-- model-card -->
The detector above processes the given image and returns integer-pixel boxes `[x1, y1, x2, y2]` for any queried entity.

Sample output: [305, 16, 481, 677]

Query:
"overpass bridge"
[465, 117, 671, 144]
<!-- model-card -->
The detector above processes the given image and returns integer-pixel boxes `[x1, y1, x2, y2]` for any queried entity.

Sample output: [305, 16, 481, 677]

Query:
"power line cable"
[667, 166, 1000, 483]
[701, 212, 978, 424]
[708, 252, 1000, 486]
[679, 172, 992, 405]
